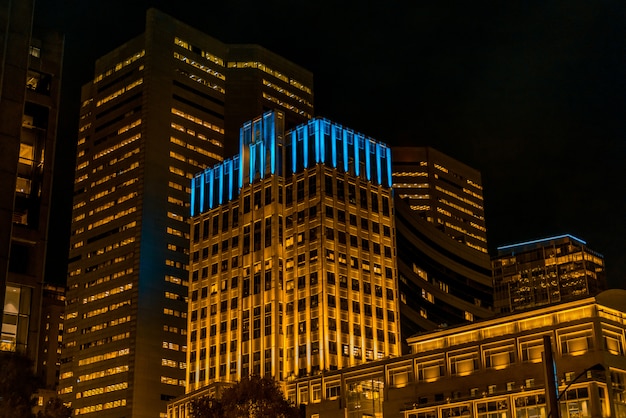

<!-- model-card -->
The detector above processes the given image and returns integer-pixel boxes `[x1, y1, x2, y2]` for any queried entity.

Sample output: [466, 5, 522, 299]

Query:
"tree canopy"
[0, 352, 38, 418]
[190, 375, 301, 418]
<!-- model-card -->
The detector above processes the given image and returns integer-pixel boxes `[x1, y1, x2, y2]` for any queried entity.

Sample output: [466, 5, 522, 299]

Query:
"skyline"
[36, 0, 625, 287]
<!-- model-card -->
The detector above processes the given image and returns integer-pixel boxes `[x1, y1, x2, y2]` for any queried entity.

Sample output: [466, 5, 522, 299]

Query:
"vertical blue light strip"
[365, 139, 371, 181]
[270, 115, 276, 174]
[343, 130, 349, 171]
[227, 160, 233, 200]
[291, 130, 297, 175]
[315, 120, 321, 163]
[354, 134, 360, 177]
[248, 143, 251, 183]
[200, 172, 206, 212]
[303, 126, 309, 169]
[331, 125, 337, 168]
[190, 177, 197, 217]
[218, 165, 224, 204]
[208, 170, 214, 209]
[260, 141, 265, 179]
[386, 147, 392, 187]
[376, 144, 382, 185]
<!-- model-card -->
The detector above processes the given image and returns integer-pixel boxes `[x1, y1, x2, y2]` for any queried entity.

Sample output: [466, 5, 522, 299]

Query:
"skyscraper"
[492, 234, 607, 313]
[0, 0, 64, 364]
[183, 111, 400, 396]
[59, 9, 313, 417]
[394, 197, 494, 352]
[391, 146, 488, 254]
[391, 147, 493, 352]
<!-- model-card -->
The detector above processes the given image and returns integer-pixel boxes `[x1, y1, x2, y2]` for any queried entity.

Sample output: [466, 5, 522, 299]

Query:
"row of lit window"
[163, 308, 187, 318]
[92, 132, 140, 160]
[174, 52, 225, 87]
[262, 79, 313, 108]
[82, 283, 133, 304]
[75, 399, 127, 415]
[444, 221, 487, 243]
[262, 91, 312, 118]
[87, 237, 135, 259]
[169, 150, 209, 172]
[78, 348, 130, 366]
[170, 136, 223, 163]
[79, 381, 128, 399]
[94, 50, 145, 83]
[227, 60, 312, 95]
[85, 162, 138, 188]
[78, 365, 129, 383]
[81, 315, 131, 334]
[96, 78, 143, 107]
[87, 207, 136, 231]
[438, 198, 485, 220]
[169, 165, 194, 179]
[172, 107, 224, 134]
[174, 37, 224, 66]
[83, 300, 131, 319]
[435, 185, 484, 210]
[72, 332, 130, 353]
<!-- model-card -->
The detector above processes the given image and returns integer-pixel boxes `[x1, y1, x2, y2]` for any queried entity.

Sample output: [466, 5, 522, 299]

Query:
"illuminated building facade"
[0, 0, 64, 365]
[492, 234, 607, 314]
[394, 197, 494, 352]
[391, 147, 493, 352]
[183, 111, 400, 396]
[391, 147, 487, 254]
[279, 289, 626, 418]
[59, 9, 312, 417]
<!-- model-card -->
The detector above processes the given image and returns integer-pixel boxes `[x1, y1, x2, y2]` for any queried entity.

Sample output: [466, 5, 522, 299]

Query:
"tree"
[36, 397, 73, 418]
[190, 375, 301, 418]
[0, 352, 39, 418]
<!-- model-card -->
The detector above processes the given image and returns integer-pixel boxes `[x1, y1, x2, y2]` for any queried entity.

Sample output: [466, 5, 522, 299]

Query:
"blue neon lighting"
[291, 131, 297, 174]
[354, 134, 360, 176]
[343, 129, 350, 171]
[302, 127, 309, 168]
[192, 113, 394, 217]
[375, 144, 382, 185]
[218, 165, 224, 204]
[330, 126, 337, 168]
[199, 173, 204, 213]
[497, 234, 587, 251]
[190, 177, 197, 217]
[365, 139, 371, 181]
[385, 147, 392, 187]
[270, 118, 276, 174]
[208, 171, 214, 209]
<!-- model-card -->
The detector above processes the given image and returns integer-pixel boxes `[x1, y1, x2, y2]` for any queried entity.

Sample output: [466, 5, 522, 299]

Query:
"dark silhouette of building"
[0, 0, 64, 368]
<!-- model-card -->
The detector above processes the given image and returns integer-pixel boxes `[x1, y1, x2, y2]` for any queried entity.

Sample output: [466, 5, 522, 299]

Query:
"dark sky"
[37, 1, 625, 288]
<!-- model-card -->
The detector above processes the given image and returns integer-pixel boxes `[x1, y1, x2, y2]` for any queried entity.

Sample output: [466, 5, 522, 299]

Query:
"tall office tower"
[38, 284, 66, 390]
[391, 147, 488, 254]
[391, 147, 492, 353]
[0, 0, 63, 366]
[59, 9, 312, 417]
[492, 234, 607, 313]
[394, 197, 494, 353]
[185, 111, 400, 394]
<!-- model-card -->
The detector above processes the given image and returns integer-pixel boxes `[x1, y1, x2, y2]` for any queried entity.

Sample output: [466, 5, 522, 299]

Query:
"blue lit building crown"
[191, 110, 393, 216]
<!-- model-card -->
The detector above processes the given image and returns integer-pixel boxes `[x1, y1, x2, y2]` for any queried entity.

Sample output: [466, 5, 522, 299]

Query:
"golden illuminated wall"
[188, 164, 400, 391]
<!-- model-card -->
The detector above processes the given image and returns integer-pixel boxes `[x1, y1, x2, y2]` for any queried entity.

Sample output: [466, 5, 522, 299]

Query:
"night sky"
[37, 1, 625, 288]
